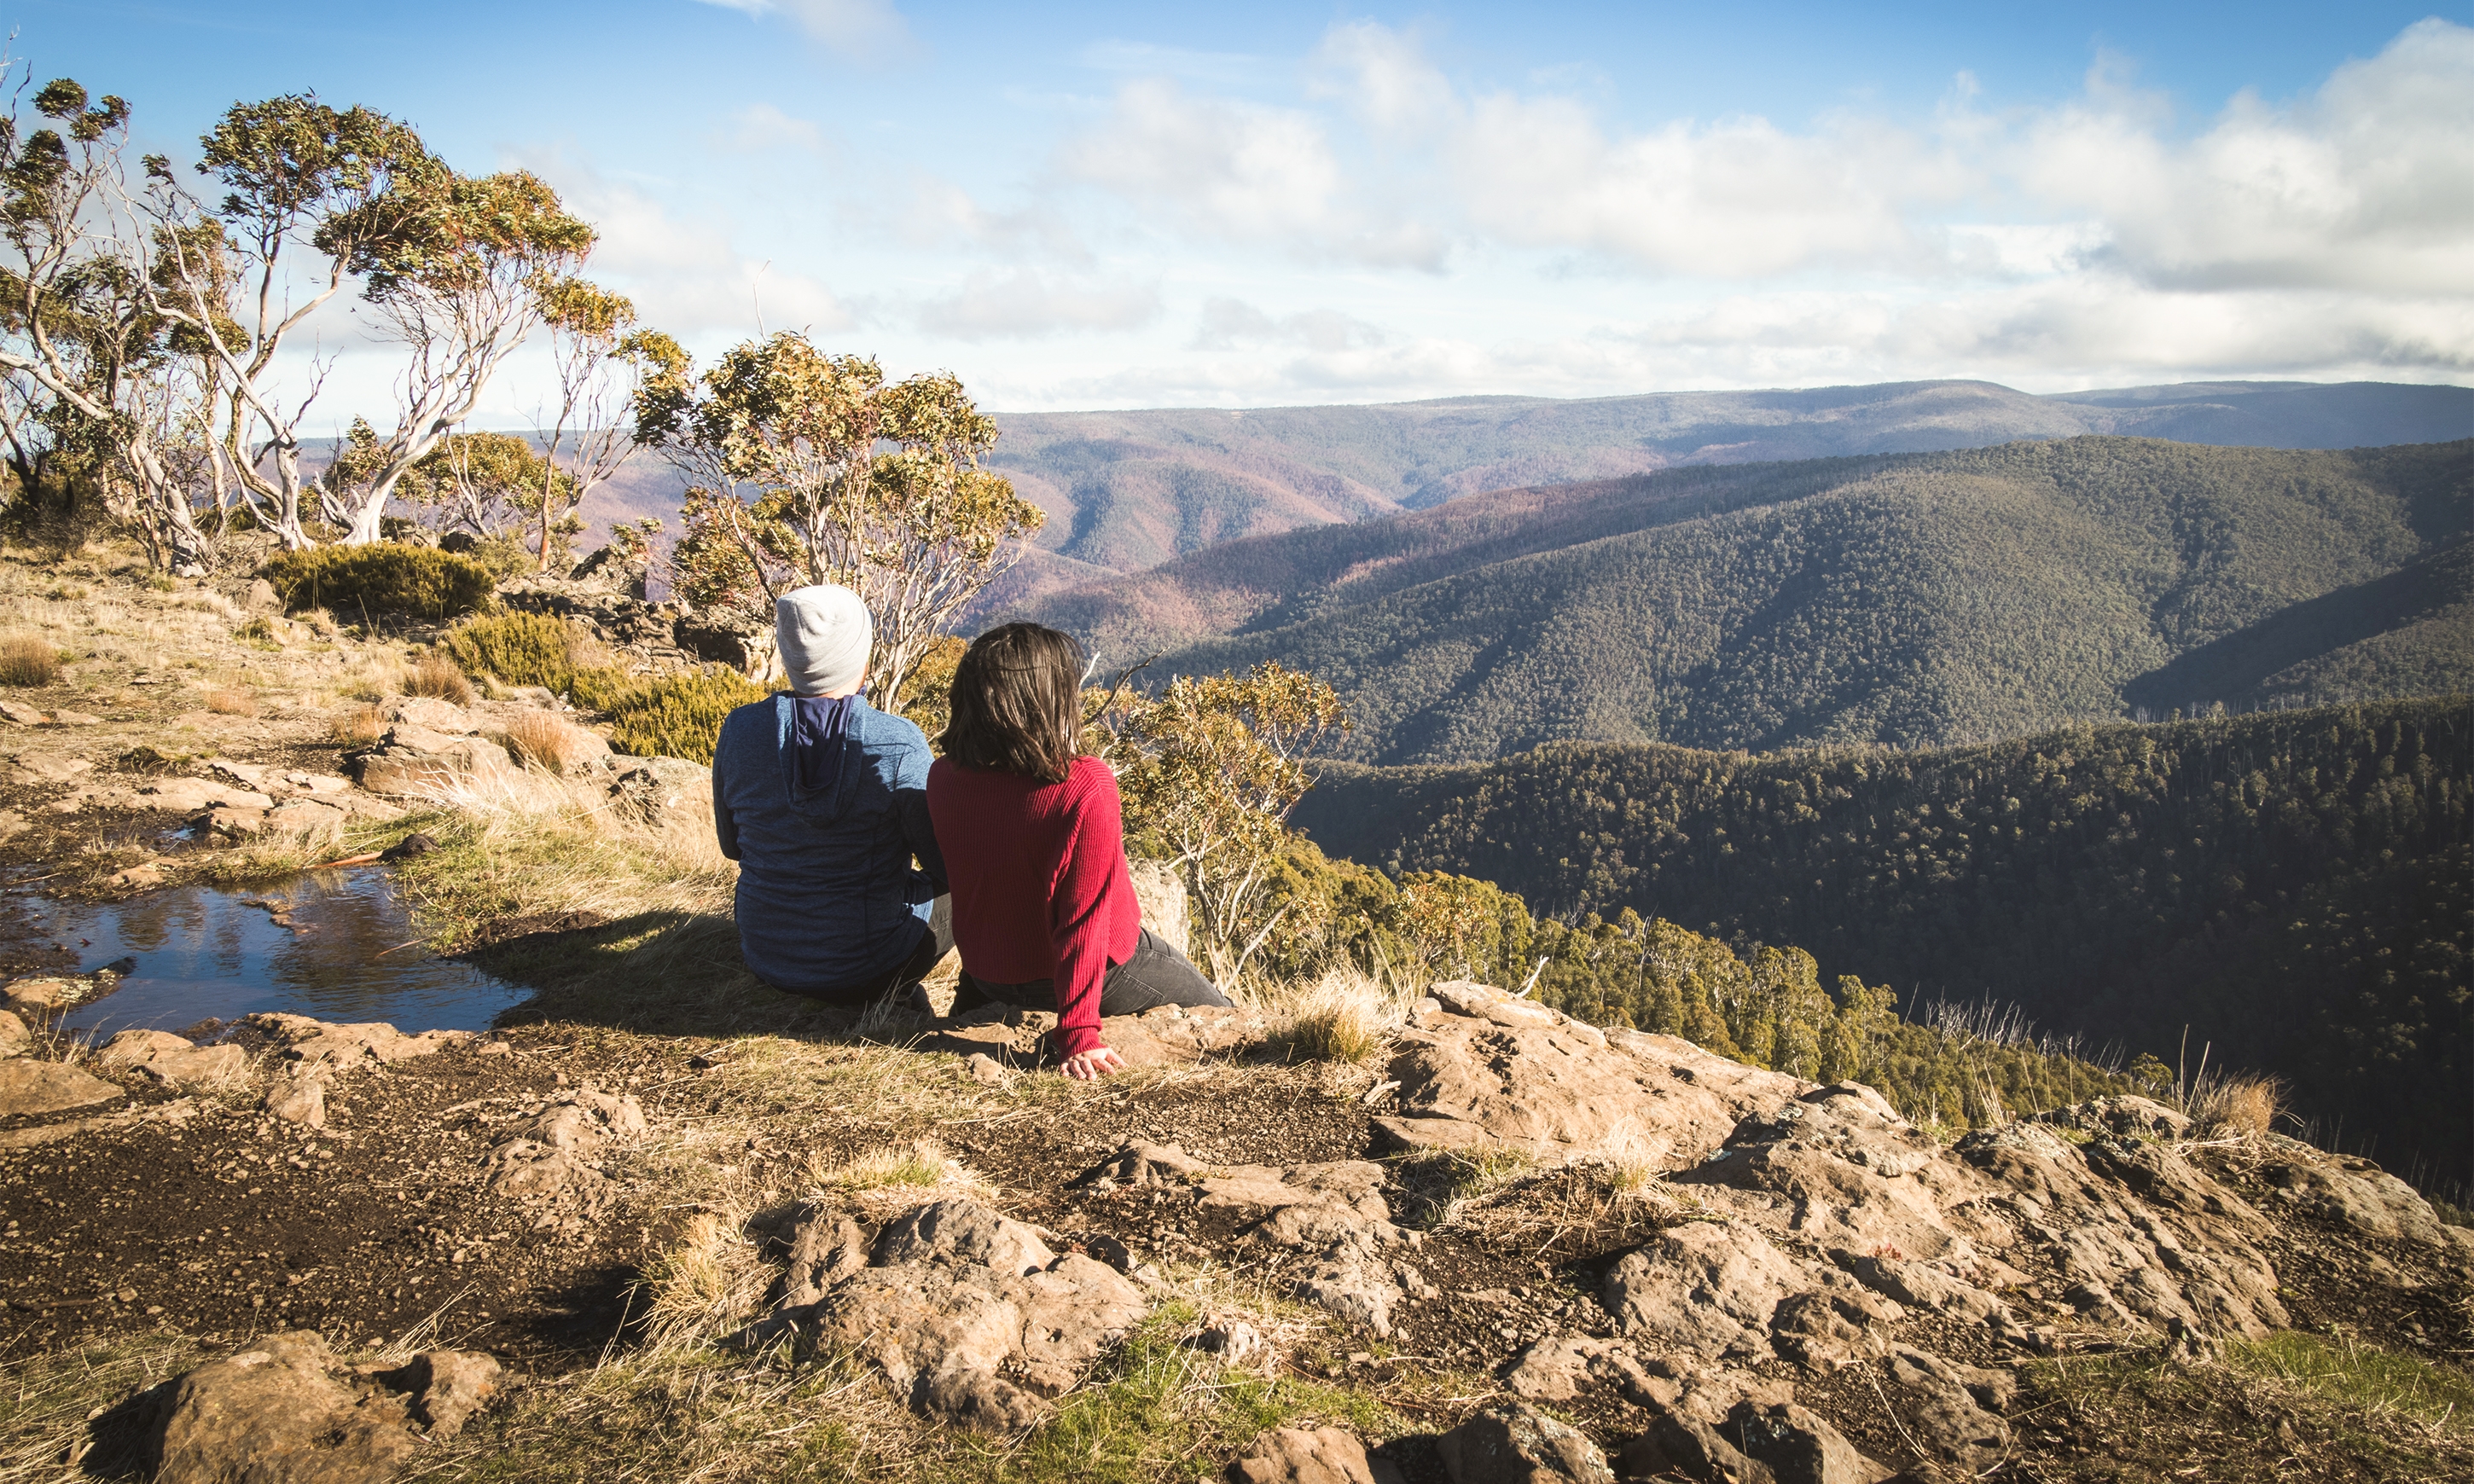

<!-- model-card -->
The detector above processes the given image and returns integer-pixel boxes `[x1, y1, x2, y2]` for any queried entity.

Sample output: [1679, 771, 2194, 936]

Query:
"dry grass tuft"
[2189, 1072, 2285, 1140]
[329, 704, 388, 745]
[639, 1205, 774, 1354]
[202, 687, 257, 716]
[406, 652, 476, 706]
[0, 632, 60, 686]
[1266, 965, 1408, 1064]
[500, 709, 600, 774]
[810, 1139, 987, 1200]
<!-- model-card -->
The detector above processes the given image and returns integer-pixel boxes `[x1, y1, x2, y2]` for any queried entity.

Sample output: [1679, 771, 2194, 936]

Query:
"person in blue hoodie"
[710, 583, 949, 1005]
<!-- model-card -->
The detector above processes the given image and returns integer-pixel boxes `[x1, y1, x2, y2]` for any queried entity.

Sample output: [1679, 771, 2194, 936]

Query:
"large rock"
[145, 1330, 497, 1483]
[1604, 1221, 1814, 1364]
[96, 1029, 248, 1087]
[1128, 857, 1190, 958]
[674, 618, 785, 682]
[482, 1085, 648, 1213]
[2256, 1150, 2450, 1245]
[247, 1014, 471, 1070]
[349, 724, 514, 797]
[0, 1058, 122, 1117]
[134, 777, 275, 813]
[1434, 1402, 1614, 1484]
[1722, 1400, 1892, 1484]
[1373, 983, 1811, 1164]
[757, 1196, 1147, 1431]
[1228, 1426, 1385, 1484]
[0, 1007, 29, 1057]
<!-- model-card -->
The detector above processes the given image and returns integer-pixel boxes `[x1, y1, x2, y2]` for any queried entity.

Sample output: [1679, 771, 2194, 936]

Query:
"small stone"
[0, 1009, 29, 1058]
[47, 710, 102, 726]
[1227, 1425, 1383, 1484]
[965, 1052, 1009, 1086]
[0, 699, 45, 725]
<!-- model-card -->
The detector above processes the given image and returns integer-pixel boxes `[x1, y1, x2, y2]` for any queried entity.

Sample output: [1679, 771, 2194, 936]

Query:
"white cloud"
[1192, 298, 1387, 352]
[689, 0, 913, 61]
[1054, 78, 1449, 270]
[915, 270, 1161, 340]
[719, 102, 830, 154]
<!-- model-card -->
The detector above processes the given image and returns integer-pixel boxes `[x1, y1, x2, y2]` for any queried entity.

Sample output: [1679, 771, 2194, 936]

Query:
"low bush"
[406, 653, 477, 707]
[0, 634, 60, 686]
[601, 667, 769, 764]
[258, 544, 495, 622]
[441, 612, 612, 695]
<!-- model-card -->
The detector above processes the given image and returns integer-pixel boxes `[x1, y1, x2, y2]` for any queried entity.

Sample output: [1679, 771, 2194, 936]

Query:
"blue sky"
[18, 2, 2472, 419]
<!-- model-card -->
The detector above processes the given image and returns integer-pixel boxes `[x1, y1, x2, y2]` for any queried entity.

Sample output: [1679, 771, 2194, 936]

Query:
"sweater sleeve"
[894, 733, 947, 896]
[1047, 766, 1124, 1059]
[711, 738, 740, 861]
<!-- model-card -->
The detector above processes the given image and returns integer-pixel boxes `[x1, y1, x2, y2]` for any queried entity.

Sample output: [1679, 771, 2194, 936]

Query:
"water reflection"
[38, 872, 526, 1037]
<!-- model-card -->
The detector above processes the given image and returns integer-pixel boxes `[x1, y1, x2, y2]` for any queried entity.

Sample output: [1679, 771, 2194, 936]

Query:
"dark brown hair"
[940, 622, 1084, 783]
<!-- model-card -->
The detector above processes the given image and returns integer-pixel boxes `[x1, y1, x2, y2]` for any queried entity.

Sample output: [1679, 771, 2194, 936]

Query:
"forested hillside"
[980, 378, 2471, 583]
[1293, 699, 2472, 1194]
[1106, 438, 2468, 762]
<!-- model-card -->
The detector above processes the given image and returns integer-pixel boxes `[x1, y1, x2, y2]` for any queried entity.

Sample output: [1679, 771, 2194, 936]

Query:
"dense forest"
[1096, 438, 2467, 762]
[1292, 699, 2472, 1195]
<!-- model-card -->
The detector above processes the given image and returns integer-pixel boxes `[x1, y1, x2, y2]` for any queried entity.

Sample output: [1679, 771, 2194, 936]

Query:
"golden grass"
[500, 709, 601, 774]
[407, 652, 476, 706]
[0, 633, 59, 687]
[330, 704, 388, 745]
[2189, 1072, 2286, 1140]
[202, 687, 258, 716]
[1261, 965, 1410, 1064]
[810, 1139, 988, 1201]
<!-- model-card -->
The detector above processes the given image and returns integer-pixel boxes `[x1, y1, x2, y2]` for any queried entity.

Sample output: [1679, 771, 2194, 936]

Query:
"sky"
[18, 1, 2474, 424]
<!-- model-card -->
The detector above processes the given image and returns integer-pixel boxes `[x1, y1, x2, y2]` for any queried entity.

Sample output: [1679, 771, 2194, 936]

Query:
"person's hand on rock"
[1061, 1045, 1126, 1081]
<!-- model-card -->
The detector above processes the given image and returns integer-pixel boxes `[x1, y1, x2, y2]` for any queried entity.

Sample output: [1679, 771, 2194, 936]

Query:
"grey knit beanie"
[775, 584, 871, 697]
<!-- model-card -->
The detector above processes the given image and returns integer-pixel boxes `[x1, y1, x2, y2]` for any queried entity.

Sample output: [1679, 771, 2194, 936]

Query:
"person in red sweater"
[926, 622, 1228, 1079]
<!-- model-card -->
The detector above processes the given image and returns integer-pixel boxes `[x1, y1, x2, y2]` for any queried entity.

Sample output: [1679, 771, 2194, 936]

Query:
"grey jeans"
[955, 929, 1228, 1017]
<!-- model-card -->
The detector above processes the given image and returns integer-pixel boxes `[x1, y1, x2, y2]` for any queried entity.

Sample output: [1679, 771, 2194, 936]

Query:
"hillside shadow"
[2123, 542, 2471, 713]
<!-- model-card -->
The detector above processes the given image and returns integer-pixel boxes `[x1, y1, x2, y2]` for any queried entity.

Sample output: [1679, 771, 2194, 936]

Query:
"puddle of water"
[29, 871, 528, 1038]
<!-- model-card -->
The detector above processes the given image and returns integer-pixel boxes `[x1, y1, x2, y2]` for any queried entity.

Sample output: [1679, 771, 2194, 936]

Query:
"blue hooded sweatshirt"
[711, 693, 947, 991]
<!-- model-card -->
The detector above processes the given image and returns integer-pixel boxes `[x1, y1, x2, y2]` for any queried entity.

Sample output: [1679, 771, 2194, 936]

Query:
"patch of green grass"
[2229, 1330, 2474, 1433]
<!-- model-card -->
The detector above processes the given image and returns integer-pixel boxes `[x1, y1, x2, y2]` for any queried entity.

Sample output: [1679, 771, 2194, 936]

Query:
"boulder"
[145, 1330, 498, 1483]
[264, 1070, 328, 1128]
[2256, 1152, 2450, 1245]
[247, 1013, 471, 1070]
[0, 699, 44, 725]
[674, 617, 785, 682]
[0, 1007, 27, 1057]
[96, 1029, 248, 1087]
[1604, 1222, 1811, 1363]
[1373, 1000, 1810, 1165]
[135, 777, 274, 813]
[606, 756, 715, 838]
[0, 1058, 122, 1117]
[379, 696, 477, 733]
[1128, 857, 1190, 958]
[1501, 1334, 1657, 1404]
[1722, 1401, 1892, 1484]
[1434, 1401, 1614, 1484]
[482, 1086, 648, 1212]
[1879, 1348, 2010, 1463]
[758, 1197, 1148, 1429]
[1228, 1426, 1385, 1484]
[349, 725, 513, 797]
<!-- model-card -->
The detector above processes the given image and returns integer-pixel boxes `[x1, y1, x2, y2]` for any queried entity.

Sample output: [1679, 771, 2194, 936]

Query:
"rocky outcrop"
[1436, 1402, 1615, 1483]
[95, 1029, 249, 1088]
[1373, 979, 1811, 1163]
[248, 1014, 473, 1129]
[747, 1196, 1148, 1432]
[0, 1058, 122, 1117]
[482, 1084, 648, 1214]
[140, 1330, 498, 1483]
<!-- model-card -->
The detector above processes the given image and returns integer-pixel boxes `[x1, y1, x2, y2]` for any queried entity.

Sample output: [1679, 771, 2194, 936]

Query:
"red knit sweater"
[926, 755, 1140, 1058]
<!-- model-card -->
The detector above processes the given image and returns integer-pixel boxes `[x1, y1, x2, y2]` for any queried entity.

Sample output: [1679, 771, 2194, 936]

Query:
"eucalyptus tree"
[0, 74, 218, 569]
[316, 167, 597, 544]
[530, 277, 672, 572]
[636, 332, 1046, 710]
[141, 93, 433, 549]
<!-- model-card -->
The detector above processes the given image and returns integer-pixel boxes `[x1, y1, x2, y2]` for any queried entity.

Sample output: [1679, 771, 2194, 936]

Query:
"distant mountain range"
[573, 378, 2471, 587]
[1023, 437, 2469, 762]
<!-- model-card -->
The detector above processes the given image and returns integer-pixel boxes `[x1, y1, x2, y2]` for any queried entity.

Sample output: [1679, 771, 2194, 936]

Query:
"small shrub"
[0, 634, 60, 687]
[500, 710, 599, 773]
[203, 688, 257, 717]
[146, 574, 177, 593]
[235, 616, 282, 649]
[258, 544, 495, 622]
[2189, 1072, 2285, 1139]
[602, 667, 769, 764]
[406, 653, 476, 707]
[441, 612, 611, 694]
[330, 705, 387, 745]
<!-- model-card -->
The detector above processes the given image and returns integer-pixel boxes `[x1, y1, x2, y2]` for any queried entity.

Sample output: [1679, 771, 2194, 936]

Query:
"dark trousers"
[772, 903, 954, 1008]
[955, 929, 1228, 1017]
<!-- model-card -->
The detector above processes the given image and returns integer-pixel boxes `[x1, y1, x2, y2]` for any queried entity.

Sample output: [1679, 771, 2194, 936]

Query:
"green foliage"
[600, 667, 769, 764]
[1298, 697, 2472, 1191]
[442, 612, 599, 693]
[1111, 438, 2469, 762]
[258, 542, 494, 620]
